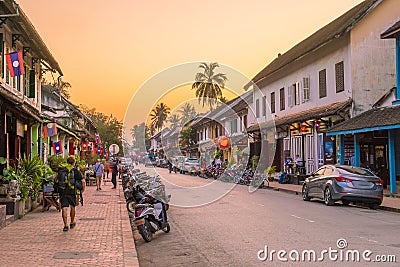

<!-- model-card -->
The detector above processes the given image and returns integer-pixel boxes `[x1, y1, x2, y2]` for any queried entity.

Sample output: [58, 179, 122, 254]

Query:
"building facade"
[246, 0, 398, 175]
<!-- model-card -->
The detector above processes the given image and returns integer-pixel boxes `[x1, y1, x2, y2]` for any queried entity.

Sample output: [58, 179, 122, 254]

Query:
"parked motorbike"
[126, 185, 170, 242]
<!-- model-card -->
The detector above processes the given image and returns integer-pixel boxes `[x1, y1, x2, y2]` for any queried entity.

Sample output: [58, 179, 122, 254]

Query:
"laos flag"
[6, 51, 25, 77]
[53, 141, 63, 155]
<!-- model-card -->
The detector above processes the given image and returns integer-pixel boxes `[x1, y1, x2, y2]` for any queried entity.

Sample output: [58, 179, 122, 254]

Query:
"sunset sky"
[17, 0, 364, 127]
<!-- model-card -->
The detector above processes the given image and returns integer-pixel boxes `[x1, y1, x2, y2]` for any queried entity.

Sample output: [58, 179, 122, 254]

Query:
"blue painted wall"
[396, 129, 400, 177]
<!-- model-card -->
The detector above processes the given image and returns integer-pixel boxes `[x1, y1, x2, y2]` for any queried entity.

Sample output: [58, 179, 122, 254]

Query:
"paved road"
[133, 165, 400, 267]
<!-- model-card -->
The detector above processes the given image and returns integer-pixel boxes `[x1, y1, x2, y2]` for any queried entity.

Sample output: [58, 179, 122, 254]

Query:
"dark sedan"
[302, 165, 383, 209]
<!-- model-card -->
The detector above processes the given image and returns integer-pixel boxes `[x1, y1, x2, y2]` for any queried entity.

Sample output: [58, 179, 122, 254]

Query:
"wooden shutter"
[28, 69, 35, 98]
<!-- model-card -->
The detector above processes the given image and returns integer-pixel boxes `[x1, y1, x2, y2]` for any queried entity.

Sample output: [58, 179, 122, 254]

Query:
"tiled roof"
[245, 0, 380, 89]
[247, 99, 352, 132]
[328, 104, 400, 134]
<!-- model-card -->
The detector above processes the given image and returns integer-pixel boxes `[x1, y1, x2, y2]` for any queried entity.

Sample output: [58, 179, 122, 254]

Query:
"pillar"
[354, 134, 360, 167]
[339, 135, 345, 165]
[388, 129, 397, 194]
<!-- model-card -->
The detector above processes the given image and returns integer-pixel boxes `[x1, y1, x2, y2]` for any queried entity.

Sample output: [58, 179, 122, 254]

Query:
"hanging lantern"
[217, 136, 231, 150]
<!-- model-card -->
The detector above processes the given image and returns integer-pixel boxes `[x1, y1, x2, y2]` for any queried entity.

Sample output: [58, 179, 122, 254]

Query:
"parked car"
[302, 165, 383, 209]
[182, 158, 201, 175]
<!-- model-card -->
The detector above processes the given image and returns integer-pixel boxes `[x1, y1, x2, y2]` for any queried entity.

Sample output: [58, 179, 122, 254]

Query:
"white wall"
[350, 0, 398, 115]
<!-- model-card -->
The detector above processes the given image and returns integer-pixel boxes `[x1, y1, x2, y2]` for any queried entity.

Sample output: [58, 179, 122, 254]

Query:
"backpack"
[54, 167, 76, 193]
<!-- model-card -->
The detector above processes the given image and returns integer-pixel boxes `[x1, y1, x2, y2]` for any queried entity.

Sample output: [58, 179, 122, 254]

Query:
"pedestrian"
[105, 161, 111, 179]
[57, 155, 85, 232]
[93, 159, 104, 190]
[167, 159, 173, 173]
[111, 158, 118, 189]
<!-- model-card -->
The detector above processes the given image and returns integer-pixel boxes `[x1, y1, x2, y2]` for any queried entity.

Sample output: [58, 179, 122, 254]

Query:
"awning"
[327, 105, 400, 136]
[56, 123, 80, 139]
[247, 99, 352, 132]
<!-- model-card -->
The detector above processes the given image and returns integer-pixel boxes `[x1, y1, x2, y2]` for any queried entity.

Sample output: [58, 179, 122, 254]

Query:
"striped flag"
[53, 141, 63, 155]
[6, 51, 25, 77]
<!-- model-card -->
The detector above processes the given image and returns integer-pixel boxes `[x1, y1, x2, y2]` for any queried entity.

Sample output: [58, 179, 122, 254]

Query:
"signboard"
[109, 144, 120, 155]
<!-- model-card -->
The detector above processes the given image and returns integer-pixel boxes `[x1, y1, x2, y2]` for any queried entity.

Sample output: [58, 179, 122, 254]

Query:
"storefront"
[327, 105, 400, 194]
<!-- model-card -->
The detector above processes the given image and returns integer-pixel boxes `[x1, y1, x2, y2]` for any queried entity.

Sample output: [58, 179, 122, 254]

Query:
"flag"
[82, 141, 89, 151]
[95, 135, 101, 144]
[43, 123, 57, 138]
[53, 141, 63, 155]
[97, 146, 103, 155]
[6, 51, 25, 77]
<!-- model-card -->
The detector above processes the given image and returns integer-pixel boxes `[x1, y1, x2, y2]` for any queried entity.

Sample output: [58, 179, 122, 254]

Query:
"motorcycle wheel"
[138, 220, 152, 242]
[126, 200, 135, 213]
[162, 222, 170, 233]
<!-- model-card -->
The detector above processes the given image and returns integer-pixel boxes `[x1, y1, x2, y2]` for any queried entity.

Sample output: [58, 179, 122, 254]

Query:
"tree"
[131, 123, 146, 152]
[42, 77, 72, 99]
[79, 105, 123, 153]
[179, 127, 196, 149]
[178, 103, 197, 125]
[192, 62, 227, 110]
[150, 102, 170, 131]
[168, 114, 181, 129]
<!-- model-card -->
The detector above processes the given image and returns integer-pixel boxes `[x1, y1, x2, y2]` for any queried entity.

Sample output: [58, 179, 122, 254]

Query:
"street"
[133, 165, 400, 266]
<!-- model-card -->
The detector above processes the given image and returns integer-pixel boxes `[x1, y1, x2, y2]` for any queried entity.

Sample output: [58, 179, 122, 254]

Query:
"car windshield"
[336, 166, 375, 176]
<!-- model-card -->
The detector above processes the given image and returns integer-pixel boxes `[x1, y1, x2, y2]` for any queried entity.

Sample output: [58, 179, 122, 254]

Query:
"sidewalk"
[266, 181, 400, 212]
[0, 180, 139, 267]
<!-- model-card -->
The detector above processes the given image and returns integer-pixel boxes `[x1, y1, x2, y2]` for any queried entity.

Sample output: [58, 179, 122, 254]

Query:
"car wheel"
[368, 203, 379, 210]
[324, 187, 335, 206]
[342, 200, 350, 206]
[302, 184, 311, 201]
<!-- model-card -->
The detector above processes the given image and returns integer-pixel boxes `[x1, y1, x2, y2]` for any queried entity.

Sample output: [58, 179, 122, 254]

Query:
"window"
[295, 82, 300, 105]
[230, 119, 238, 133]
[288, 84, 293, 107]
[255, 99, 260, 118]
[262, 96, 266, 116]
[335, 61, 344, 93]
[270, 92, 275, 113]
[303, 77, 310, 102]
[319, 69, 327, 98]
[280, 88, 285, 111]
[243, 115, 247, 129]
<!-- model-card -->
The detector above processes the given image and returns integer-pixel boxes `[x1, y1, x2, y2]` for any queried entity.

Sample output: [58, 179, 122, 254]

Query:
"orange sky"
[17, 0, 364, 126]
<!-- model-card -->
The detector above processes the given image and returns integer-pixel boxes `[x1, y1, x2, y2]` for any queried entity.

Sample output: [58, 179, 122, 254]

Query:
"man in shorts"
[59, 156, 85, 232]
[93, 159, 104, 190]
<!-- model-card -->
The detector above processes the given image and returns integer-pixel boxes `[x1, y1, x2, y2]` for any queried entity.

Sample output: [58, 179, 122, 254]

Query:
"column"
[354, 134, 360, 167]
[388, 129, 397, 194]
[339, 135, 345, 165]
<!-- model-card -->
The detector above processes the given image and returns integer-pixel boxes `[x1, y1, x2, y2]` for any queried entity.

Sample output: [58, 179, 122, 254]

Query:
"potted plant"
[265, 166, 277, 182]
[0, 157, 8, 196]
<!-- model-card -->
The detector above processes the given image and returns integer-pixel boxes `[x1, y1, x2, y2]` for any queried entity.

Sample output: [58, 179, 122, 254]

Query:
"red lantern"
[217, 136, 231, 150]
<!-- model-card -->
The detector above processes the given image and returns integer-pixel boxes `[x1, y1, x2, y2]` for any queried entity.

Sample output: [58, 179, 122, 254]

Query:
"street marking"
[359, 236, 379, 243]
[258, 204, 265, 207]
[291, 214, 315, 223]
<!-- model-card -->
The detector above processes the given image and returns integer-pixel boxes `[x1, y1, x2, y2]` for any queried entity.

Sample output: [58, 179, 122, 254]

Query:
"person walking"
[111, 158, 118, 189]
[93, 159, 104, 191]
[57, 155, 85, 232]
[105, 161, 111, 179]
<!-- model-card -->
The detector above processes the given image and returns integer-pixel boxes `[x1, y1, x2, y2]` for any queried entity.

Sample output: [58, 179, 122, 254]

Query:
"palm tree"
[168, 114, 181, 129]
[192, 62, 227, 109]
[178, 103, 197, 125]
[150, 102, 170, 131]
[131, 123, 146, 152]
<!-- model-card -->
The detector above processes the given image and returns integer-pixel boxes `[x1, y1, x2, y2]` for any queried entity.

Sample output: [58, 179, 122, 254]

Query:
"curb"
[265, 185, 400, 213]
[119, 185, 140, 267]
